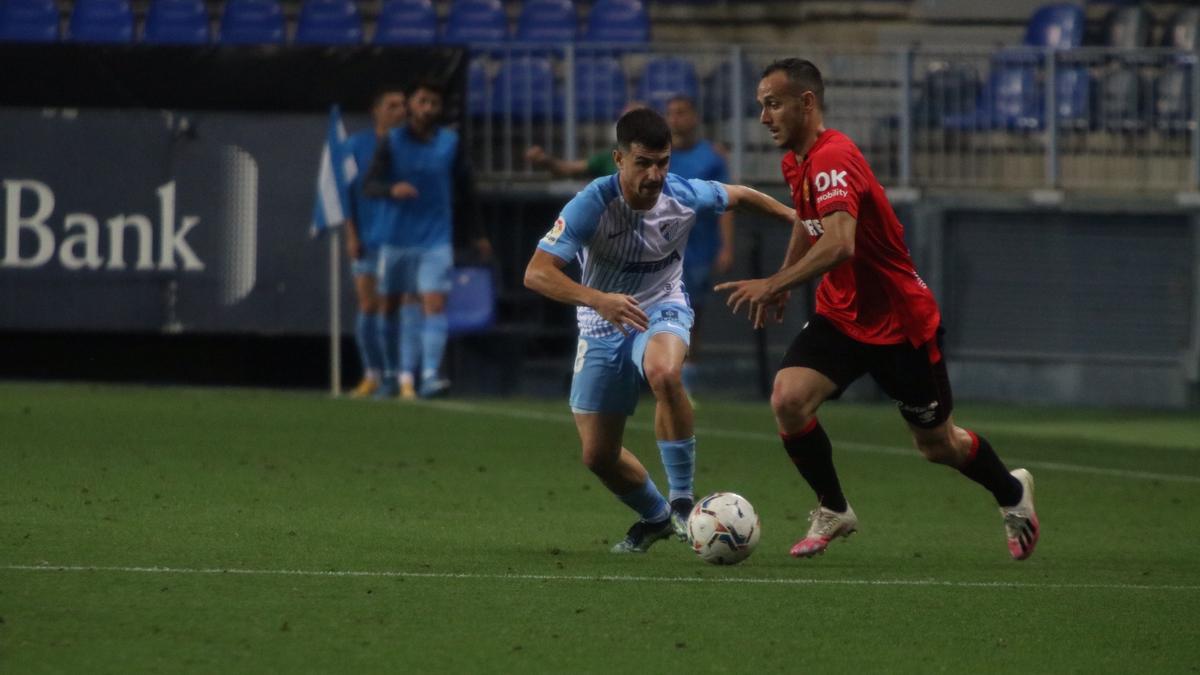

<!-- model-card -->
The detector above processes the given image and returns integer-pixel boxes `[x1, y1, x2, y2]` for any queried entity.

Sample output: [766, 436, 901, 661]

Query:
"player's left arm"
[721, 184, 795, 223]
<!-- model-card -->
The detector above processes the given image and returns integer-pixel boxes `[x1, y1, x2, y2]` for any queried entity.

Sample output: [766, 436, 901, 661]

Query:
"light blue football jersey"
[537, 173, 728, 337]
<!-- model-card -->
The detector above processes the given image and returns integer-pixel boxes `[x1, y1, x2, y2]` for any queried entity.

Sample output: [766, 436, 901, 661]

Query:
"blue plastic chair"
[491, 55, 560, 120]
[443, 0, 506, 45]
[988, 64, 1043, 131]
[573, 56, 627, 120]
[635, 56, 699, 114]
[374, 0, 436, 45]
[515, 0, 575, 43]
[1024, 3, 1084, 50]
[917, 63, 986, 131]
[295, 0, 362, 45]
[143, 0, 210, 44]
[1054, 64, 1091, 130]
[446, 267, 496, 336]
[0, 0, 60, 42]
[583, 0, 647, 46]
[67, 0, 133, 43]
[219, 0, 283, 44]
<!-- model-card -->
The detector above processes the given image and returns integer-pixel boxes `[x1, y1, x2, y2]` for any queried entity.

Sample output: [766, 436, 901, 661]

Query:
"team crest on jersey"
[659, 219, 678, 241]
[802, 180, 810, 203]
[543, 217, 566, 244]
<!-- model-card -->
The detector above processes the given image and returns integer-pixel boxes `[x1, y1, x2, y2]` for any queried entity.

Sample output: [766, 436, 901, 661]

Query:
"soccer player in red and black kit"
[716, 58, 1040, 561]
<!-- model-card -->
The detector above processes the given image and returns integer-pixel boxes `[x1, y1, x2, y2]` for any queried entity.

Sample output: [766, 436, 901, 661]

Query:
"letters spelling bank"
[1, 180, 205, 272]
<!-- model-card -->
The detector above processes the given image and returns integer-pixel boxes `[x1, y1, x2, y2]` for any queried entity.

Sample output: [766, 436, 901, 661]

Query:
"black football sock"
[781, 419, 848, 513]
[958, 430, 1023, 507]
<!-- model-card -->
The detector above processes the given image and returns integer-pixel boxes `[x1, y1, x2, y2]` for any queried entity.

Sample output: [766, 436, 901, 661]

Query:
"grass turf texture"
[2, 382, 1198, 673]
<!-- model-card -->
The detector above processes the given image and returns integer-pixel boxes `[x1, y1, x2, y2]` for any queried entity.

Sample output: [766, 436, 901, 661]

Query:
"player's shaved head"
[616, 107, 671, 152]
[762, 58, 825, 110]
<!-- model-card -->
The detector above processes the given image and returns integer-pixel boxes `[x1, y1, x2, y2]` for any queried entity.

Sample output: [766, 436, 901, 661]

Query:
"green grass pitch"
[2, 382, 1198, 673]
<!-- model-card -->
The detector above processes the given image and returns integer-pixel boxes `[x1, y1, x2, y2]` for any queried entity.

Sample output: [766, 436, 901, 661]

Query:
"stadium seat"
[67, 0, 133, 43]
[0, 0, 60, 42]
[295, 0, 362, 45]
[490, 55, 561, 120]
[219, 0, 284, 44]
[703, 58, 760, 120]
[1097, 67, 1146, 132]
[635, 56, 699, 114]
[1164, 8, 1200, 51]
[1024, 3, 1084, 50]
[583, 0, 648, 47]
[446, 267, 496, 336]
[1154, 61, 1194, 131]
[1054, 64, 1092, 130]
[572, 55, 627, 120]
[374, 0, 437, 45]
[988, 64, 1043, 131]
[143, 0, 210, 44]
[915, 62, 986, 130]
[514, 0, 576, 44]
[1104, 5, 1151, 50]
[467, 57, 491, 117]
[443, 0, 507, 45]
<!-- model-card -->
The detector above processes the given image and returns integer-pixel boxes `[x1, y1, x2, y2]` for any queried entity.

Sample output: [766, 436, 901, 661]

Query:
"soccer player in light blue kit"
[344, 85, 406, 398]
[366, 80, 491, 399]
[525, 108, 795, 552]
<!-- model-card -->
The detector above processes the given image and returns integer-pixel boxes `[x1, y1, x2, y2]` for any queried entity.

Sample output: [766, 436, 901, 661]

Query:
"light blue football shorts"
[351, 247, 381, 277]
[569, 302, 694, 416]
[377, 244, 453, 295]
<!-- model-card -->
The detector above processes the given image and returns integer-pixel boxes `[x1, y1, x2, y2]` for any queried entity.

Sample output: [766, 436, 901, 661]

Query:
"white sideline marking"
[4, 564, 1198, 592]
[419, 401, 1200, 485]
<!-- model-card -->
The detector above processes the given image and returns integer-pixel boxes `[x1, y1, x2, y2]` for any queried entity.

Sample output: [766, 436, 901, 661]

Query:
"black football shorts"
[779, 314, 953, 429]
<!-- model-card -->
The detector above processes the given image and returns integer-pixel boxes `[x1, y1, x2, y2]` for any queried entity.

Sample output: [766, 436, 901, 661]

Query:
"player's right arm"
[523, 250, 649, 335]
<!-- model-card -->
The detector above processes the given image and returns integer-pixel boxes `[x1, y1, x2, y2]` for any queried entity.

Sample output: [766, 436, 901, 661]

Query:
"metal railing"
[465, 43, 1200, 193]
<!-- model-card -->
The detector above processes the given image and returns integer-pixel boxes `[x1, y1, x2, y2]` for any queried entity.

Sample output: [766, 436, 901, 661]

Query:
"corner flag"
[311, 104, 358, 235]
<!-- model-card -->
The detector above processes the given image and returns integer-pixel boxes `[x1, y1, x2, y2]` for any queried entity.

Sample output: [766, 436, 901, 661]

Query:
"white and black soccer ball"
[687, 492, 761, 565]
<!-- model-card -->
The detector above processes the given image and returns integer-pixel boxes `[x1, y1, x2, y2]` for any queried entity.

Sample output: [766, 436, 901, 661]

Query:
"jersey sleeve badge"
[542, 216, 566, 245]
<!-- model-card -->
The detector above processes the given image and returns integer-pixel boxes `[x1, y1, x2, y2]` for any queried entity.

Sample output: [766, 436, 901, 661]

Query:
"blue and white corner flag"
[311, 104, 358, 236]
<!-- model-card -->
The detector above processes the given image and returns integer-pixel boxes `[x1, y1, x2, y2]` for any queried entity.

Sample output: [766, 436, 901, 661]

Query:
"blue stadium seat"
[446, 267, 496, 336]
[443, 0, 507, 45]
[703, 58, 760, 120]
[635, 56, 699, 114]
[583, 0, 648, 47]
[514, 0, 576, 44]
[0, 0, 59, 42]
[295, 0, 362, 45]
[573, 56, 627, 120]
[491, 56, 560, 120]
[988, 64, 1043, 131]
[219, 0, 284, 44]
[1054, 64, 1092, 130]
[143, 0, 210, 44]
[67, 0, 133, 43]
[467, 57, 491, 117]
[1024, 3, 1084, 50]
[374, 0, 437, 45]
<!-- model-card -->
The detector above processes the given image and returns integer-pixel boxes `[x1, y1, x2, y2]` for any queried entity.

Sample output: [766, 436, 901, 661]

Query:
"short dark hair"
[407, 79, 445, 100]
[666, 94, 696, 110]
[762, 58, 825, 110]
[616, 107, 671, 151]
[371, 84, 405, 109]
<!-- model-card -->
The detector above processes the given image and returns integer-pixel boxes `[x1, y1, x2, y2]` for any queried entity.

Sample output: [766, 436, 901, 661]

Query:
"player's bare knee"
[771, 380, 817, 422]
[581, 446, 618, 474]
[644, 362, 683, 398]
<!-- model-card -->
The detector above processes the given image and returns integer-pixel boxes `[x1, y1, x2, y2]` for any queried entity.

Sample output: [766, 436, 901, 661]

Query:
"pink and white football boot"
[790, 503, 858, 558]
[1001, 468, 1039, 561]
